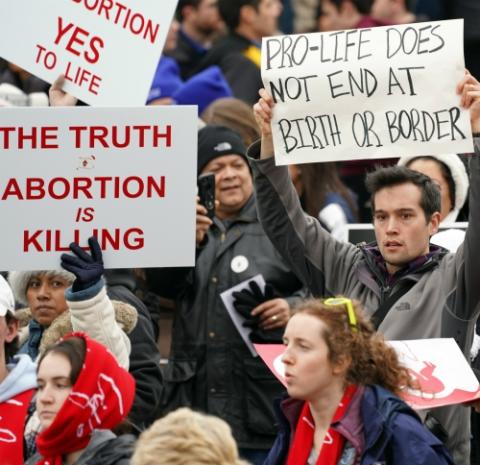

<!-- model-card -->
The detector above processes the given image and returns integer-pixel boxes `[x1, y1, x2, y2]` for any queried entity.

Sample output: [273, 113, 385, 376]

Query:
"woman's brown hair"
[201, 97, 260, 147]
[293, 298, 415, 396]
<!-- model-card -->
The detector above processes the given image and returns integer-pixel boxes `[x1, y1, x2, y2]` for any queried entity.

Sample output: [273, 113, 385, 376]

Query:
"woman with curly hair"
[264, 297, 455, 465]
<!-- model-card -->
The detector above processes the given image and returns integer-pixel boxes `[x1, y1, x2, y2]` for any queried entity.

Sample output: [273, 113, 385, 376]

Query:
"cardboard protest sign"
[255, 338, 480, 409]
[0, 0, 178, 106]
[0, 105, 197, 270]
[261, 19, 474, 164]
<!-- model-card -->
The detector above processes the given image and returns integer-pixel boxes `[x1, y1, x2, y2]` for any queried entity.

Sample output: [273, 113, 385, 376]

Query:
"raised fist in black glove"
[61, 236, 104, 292]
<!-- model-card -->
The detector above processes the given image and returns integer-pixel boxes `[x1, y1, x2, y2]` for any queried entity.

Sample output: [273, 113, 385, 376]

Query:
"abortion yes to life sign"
[261, 19, 474, 164]
[255, 338, 480, 410]
[0, 0, 178, 106]
[0, 105, 197, 271]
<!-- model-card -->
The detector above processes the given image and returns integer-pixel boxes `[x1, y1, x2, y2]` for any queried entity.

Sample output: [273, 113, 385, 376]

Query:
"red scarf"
[286, 385, 357, 465]
[35, 332, 135, 465]
[0, 388, 35, 465]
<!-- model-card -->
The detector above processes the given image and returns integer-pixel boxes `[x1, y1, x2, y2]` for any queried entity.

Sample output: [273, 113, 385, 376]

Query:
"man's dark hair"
[4, 313, 19, 363]
[175, 0, 202, 21]
[218, 0, 260, 30]
[324, 0, 373, 15]
[366, 166, 441, 221]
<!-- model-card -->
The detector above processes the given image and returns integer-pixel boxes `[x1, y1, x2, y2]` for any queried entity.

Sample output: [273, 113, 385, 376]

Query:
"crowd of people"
[1, 0, 480, 464]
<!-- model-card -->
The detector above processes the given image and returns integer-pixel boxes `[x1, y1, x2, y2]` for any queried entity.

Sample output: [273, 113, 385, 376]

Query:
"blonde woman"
[131, 408, 250, 465]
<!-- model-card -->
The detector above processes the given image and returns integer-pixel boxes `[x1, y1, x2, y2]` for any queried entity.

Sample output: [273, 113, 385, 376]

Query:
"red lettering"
[153, 125, 171, 147]
[90, 126, 109, 147]
[0, 127, 15, 149]
[69, 126, 87, 148]
[22, 228, 144, 252]
[26, 178, 45, 200]
[40, 127, 59, 148]
[85, 36, 104, 64]
[23, 230, 43, 252]
[54, 17, 74, 46]
[2, 179, 23, 200]
[65, 26, 89, 57]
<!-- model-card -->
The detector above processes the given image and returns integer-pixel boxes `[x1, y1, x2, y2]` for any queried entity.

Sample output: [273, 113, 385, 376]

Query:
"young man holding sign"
[249, 73, 480, 465]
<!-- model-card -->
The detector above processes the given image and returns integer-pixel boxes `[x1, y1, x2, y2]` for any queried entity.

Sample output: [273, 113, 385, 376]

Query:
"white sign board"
[255, 338, 480, 410]
[0, 105, 197, 270]
[390, 338, 480, 409]
[261, 19, 474, 164]
[0, 0, 178, 106]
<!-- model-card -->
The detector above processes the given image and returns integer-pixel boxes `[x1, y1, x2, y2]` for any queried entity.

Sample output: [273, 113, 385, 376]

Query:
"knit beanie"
[172, 66, 233, 115]
[147, 56, 183, 104]
[197, 125, 247, 174]
[397, 153, 469, 222]
[8, 270, 75, 306]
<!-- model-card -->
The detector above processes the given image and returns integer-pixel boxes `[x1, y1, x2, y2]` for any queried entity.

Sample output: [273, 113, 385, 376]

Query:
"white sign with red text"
[255, 338, 480, 410]
[0, 105, 197, 270]
[261, 19, 474, 164]
[0, 0, 178, 106]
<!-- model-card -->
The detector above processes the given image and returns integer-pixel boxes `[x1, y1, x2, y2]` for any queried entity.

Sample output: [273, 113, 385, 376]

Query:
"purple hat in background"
[172, 66, 233, 115]
[147, 56, 183, 104]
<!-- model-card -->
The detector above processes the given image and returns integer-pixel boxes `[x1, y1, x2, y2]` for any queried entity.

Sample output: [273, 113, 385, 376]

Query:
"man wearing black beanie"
[147, 124, 306, 465]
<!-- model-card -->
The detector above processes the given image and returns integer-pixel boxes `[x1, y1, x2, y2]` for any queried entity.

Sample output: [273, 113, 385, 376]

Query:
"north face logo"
[396, 302, 411, 311]
[214, 142, 232, 152]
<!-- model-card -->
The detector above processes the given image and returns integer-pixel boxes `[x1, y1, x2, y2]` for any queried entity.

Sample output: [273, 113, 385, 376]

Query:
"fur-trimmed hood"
[8, 270, 75, 306]
[16, 300, 137, 357]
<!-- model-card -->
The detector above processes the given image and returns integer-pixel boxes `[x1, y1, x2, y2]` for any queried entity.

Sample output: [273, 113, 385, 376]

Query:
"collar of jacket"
[212, 194, 257, 232]
[359, 242, 447, 287]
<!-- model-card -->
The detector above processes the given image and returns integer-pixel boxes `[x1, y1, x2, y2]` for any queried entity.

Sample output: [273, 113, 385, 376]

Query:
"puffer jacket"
[148, 194, 306, 450]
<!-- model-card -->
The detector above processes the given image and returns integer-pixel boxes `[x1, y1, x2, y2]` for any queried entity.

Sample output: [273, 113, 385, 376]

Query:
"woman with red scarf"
[264, 298, 455, 465]
[25, 332, 136, 465]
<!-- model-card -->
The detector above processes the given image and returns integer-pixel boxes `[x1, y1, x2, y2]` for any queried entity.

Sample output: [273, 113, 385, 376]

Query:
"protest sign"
[0, 0, 177, 106]
[255, 338, 480, 409]
[261, 19, 474, 164]
[0, 105, 197, 270]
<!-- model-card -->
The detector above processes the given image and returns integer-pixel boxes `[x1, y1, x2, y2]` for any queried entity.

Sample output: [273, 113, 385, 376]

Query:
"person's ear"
[428, 211, 441, 236]
[5, 318, 19, 343]
[332, 354, 351, 376]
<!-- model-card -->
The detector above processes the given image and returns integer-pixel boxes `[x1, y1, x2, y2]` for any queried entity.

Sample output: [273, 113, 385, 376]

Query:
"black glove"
[232, 281, 276, 316]
[61, 236, 104, 292]
[232, 281, 279, 341]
